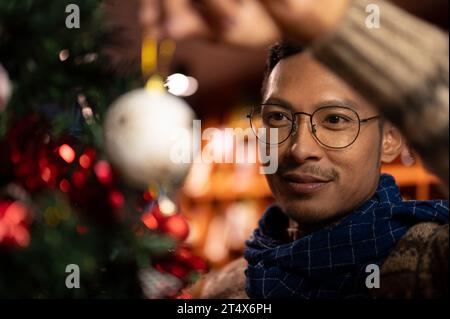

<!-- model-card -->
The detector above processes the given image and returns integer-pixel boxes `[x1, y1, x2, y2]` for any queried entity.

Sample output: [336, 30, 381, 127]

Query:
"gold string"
[141, 37, 177, 91]
[141, 37, 158, 77]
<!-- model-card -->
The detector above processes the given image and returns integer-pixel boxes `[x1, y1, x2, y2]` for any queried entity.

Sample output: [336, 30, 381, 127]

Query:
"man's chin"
[281, 200, 338, 225]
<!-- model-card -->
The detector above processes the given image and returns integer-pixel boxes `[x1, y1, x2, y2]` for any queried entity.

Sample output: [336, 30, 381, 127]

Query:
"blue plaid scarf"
[244, 174, 449, 299]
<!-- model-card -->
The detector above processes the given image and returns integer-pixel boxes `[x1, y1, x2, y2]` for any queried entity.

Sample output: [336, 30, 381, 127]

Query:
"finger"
[139, 0, 164, 39]
[201, 0, 240, 19]
[257, 0, 288, 15]
[194, 0, 241, 30]
[163, 0, 212, 40]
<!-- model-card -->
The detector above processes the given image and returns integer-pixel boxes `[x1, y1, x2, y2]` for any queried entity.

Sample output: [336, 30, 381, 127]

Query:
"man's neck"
[287, 217, 345, 241]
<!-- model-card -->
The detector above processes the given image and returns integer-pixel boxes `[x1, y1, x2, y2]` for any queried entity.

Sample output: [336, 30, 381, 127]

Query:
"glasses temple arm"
[360, 115, 380, 123]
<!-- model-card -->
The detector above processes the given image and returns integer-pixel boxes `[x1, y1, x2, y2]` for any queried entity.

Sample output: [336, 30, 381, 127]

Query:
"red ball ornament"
[79, 148, 96, 169]
[186, 255, 207, 272]
[108, 189, 124, 210]
[142, 211, 159, 230]
[94, 160, 113, 185]
[160, 214, 189, 242]
[72, 169, 88, 189]
[148, 204, 165, 222]
[175, 247, 207, 272]
[0, 200, 31, 248]
[155, 260, 189, 279]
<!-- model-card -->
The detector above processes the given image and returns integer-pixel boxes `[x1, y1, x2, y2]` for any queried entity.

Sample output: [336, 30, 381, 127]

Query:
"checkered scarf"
[244, 174, 449, 299]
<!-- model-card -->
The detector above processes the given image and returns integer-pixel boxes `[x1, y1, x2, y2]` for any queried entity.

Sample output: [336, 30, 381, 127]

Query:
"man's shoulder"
[192, 222, 449, 299]
[195, 257, 248, 299]
[376, 222, 449, 298]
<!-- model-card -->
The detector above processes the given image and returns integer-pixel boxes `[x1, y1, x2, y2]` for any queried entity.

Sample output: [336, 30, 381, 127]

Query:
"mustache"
[278, 165, 340, 181]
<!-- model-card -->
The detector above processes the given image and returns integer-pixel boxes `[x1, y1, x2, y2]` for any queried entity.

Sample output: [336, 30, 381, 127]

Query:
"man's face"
[264, 52, 382, 226]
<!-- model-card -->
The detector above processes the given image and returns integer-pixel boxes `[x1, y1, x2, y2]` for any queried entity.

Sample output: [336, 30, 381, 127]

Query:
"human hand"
[163, 0, 281, 48]
[258, 0, 351, 43]
[162, 0, 350, 47]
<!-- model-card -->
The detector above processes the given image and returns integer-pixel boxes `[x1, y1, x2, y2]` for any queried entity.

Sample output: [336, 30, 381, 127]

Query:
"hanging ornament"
[155, 259, 190, 280]
[103, 87, 194, 190]
[1, 115, 75, 194]
[103, 38, 195, 191]
[174, 246, 207, 272]
[159, 213, 190, 242]
[0, 64, 12, 112]
[0, 200, 31, 248]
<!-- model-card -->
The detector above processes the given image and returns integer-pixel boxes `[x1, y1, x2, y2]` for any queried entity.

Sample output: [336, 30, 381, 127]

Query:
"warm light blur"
[165, 73, 198, 97]
[58, 144, 76, 163]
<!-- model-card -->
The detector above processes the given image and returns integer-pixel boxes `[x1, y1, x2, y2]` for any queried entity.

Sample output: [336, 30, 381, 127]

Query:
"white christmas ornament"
[0, 64, 12, 112]
[103, 88, 195, 190]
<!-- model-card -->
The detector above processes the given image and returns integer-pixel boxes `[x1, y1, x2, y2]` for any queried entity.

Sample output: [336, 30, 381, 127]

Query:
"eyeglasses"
[247, 104, 379, 149]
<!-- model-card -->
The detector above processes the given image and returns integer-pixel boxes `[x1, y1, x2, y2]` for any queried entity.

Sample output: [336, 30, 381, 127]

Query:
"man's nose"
[288, 118, 324, 163]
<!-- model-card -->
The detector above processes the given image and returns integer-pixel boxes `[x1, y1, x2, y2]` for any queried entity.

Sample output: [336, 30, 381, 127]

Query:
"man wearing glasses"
[171, 0, 449, 299]
[194, 44, 448, 299]
[242, 44, 448, 299]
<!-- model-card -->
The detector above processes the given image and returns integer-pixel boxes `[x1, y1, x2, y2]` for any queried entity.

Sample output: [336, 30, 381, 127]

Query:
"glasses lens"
[313, 107, 360, 148]
[250, 105, 293, 144]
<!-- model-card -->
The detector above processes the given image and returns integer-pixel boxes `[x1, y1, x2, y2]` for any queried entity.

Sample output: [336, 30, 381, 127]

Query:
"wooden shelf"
[381, 163, 439, 200]
[182, 162, 440, 202]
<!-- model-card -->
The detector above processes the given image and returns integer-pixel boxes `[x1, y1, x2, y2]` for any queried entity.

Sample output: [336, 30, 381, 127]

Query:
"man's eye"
[323, 115, 350, 124]
[262, 111, 291, 127]
[270, 113, 288, 121]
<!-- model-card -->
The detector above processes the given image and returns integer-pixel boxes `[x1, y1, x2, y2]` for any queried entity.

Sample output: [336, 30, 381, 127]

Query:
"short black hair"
[262, 43, 385, 133]
[262, 43, 304, 96]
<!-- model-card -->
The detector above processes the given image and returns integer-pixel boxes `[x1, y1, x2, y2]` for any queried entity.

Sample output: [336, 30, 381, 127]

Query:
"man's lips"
[281, 173, 332, 194]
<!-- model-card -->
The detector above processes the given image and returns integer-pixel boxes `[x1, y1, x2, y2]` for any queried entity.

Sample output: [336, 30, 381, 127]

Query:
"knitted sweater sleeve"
[312, 0, 449, 186]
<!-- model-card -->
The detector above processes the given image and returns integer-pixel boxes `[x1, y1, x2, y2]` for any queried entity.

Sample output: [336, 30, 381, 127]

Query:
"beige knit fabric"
[313, 0, 449, 186]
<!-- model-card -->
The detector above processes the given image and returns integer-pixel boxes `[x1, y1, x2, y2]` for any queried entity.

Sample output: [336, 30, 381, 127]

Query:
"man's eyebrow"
[262, 97, 294, 110]
[262, 97, 361, 112]
[315, 99, 360, 111]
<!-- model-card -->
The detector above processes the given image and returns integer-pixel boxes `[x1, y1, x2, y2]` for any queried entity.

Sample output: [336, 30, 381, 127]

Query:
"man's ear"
[381, 122, 404, 164]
